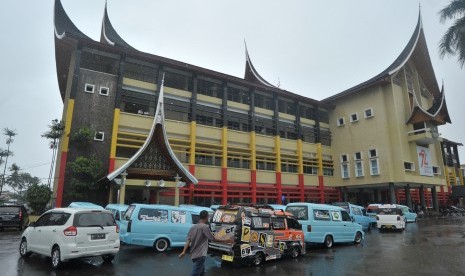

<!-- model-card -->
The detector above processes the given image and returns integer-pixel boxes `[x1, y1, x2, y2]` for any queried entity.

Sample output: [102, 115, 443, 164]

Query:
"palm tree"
[41, 119, 65, 189]
[6, 163, 23, 204]
[0, 128, 17, 195]
[438, 0, 465, 68]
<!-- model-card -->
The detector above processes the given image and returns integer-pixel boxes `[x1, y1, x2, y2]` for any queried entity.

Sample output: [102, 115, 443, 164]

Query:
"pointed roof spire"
[99, 75, 198, 185]
[244, 40, 278, 88]
[100, 1, 136, 49]
[324, 8, 441, 102]
[54, 0, 90, 40]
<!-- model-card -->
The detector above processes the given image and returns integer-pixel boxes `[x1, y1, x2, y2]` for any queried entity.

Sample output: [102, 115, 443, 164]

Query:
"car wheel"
[51, 246, 62, 269]
[354, 232, 363, 244]
[324, 235, 333, 248]
[253, 252, 264, 266]
[154, 238, 169, 252]
[102, 254, 115, 263]
[290, 246, 300, 258]
[19, 239, 31, 257]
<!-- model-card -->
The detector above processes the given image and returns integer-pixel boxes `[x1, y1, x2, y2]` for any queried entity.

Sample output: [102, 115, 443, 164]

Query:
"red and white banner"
[417, 146, 433, 176]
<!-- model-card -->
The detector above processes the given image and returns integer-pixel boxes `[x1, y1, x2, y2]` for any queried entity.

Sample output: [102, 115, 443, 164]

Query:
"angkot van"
[119, 204, 199, 252]
[332, 202, 375, 231]
[285, 202, 364, 248]
[208, 205, 305, 266]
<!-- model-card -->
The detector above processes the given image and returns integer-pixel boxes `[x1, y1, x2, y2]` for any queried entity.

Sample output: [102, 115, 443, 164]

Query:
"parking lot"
[2, 217, 465, 275]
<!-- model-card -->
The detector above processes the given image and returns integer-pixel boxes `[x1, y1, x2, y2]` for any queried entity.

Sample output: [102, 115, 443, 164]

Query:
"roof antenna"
[277, 77, 281, 88]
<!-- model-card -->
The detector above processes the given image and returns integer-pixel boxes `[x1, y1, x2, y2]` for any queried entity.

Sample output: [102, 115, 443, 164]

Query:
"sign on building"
[416, 146, 433, 176]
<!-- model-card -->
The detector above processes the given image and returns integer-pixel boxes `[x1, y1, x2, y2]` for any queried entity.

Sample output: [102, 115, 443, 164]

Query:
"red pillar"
[221, 168, 228, 205]
[440, 186, 445, 206]
[251, 170, 257, 203]
[276, 172, 282, 204]
[318, 175, 325, 204]
[189, 165, 195, 204]
[55, 151, 68, 208]
[298, 174, 305, 202]
[108, 158, 115, 173]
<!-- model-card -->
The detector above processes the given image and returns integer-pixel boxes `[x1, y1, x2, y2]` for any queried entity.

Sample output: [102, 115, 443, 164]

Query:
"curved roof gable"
[54, 0, 90, 40]
[324, 10, 440, 102]
[100, 2, 136, 50]
[100, 76, 198, 186]
[406, 84, 452, 125]
[244, 41, 278, 88]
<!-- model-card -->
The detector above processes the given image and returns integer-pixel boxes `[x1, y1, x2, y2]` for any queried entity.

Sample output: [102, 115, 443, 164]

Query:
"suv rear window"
[74, 212, 115, 227]
[378, 208, 402, 215]
[0, 207, 20, 213]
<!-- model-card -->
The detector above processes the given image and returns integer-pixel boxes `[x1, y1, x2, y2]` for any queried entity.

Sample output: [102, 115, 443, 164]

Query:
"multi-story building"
[52, 1, 460, 210]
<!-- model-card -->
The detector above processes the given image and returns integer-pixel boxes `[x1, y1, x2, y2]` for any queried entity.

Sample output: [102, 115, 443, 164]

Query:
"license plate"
[91, 233, 105, 240]
[221, 255, 233, 262]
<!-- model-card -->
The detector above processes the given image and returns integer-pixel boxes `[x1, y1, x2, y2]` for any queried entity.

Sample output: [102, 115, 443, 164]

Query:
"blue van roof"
[105, 204, 129, 211]
[68, 202, 105, 210]
[286, 202, 345, 211]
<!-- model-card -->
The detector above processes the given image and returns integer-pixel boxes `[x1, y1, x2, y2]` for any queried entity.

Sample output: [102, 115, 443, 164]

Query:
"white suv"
[376, 204, 406, 231]
[19, 208, 120, 269]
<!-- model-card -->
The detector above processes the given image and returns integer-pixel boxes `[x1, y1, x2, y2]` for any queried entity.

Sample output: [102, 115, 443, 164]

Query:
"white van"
[285, 203, 364, 248]
[376, 204, 405, 231]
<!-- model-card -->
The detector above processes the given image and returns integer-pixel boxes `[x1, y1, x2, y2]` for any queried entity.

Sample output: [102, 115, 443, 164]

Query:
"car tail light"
[397, 216, 401, 221]
[307, 225, 311, 232]
[116, 225, 119, 233]
[64, 226, 77, 236]
[376, 216, 379, 221]
[19, 210, 22, 221]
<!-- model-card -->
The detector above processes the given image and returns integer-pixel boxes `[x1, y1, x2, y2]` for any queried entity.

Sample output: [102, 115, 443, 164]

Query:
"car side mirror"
[29, 222, 36, 228]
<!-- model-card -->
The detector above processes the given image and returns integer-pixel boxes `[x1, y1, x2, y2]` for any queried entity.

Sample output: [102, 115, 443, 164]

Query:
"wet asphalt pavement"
[1, 217, 465, 276]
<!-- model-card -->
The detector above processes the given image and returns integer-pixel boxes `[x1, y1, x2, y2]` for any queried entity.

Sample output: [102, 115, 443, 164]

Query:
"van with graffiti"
[208, 205, 305, 266]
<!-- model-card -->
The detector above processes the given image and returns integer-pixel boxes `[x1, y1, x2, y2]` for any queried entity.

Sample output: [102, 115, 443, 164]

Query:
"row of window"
[404, 162, 440, 174]
[340, 149, 379, 178]
[84, 83, 109, 96]
[337, 108, 373, 126]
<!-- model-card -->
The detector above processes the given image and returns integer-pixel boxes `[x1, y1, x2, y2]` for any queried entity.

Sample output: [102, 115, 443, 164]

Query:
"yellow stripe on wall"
[110, 108, 120, 158]
[62, 99, 75, 152]
[222, 127, 228, 168]
[275, 135, 281, 173]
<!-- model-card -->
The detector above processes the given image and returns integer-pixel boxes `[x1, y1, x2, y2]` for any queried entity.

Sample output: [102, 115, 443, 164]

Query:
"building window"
[337, 117, 345, 126]
[85, 84, 95, 93]
[197, 78, 222, 98]
[432, 166, 441, 175]
[341, 154, 349, 178]
[99, 87, 109, 96]
[369, 149, 378, 158]
[341, 154, 348, 163]
[254, 93, 273, 110]
[354, 152, 363, 177]
[364, 108, 374, 118]
[350, 113, 359, 123]
[369, 148, 379, 175]
[94, 131, 104, 141]
[404, 162, 415, 171]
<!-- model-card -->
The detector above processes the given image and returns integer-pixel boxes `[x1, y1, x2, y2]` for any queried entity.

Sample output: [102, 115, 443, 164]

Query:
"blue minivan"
[120, 204, 200, 252]
[332, 202, 374, 231]
[105, 204, 129, 228]
[397, 204, 418, 222]
[285, 203, 364, 248]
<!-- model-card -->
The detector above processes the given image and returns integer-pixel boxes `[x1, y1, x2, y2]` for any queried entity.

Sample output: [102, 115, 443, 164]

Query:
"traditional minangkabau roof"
[406, 83, 451, 124]
[323, 10, 443, 103]
[244, 41, 279, 88]
[99, 76, 198, 186]
[54, 0, 90, 40]
[100, 2, 136, 50]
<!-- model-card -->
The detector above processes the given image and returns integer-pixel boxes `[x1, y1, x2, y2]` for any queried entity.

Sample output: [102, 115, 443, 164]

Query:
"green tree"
[70, 127, 95, 148]
[67, 155, 104, 201]
[42, 119, 65, 189]
[439, 0, 465, 68]
[6, 163, 24, 203]
[26, 183, 52, 215]
[0, 128, 17, 195]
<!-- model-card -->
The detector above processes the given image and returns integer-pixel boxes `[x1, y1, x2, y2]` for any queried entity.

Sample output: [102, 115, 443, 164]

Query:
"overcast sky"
[0, 0, 463, 186]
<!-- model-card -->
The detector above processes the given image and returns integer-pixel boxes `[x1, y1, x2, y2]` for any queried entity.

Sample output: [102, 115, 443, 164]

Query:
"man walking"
[179, 210, 217, 276]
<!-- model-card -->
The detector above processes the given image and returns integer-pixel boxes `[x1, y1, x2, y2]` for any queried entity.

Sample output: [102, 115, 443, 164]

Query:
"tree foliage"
[438, 0, 465, 68]
[67, 155, 104, 201]
[26, 183, 52, 215]
[70, 127, 95, 148]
